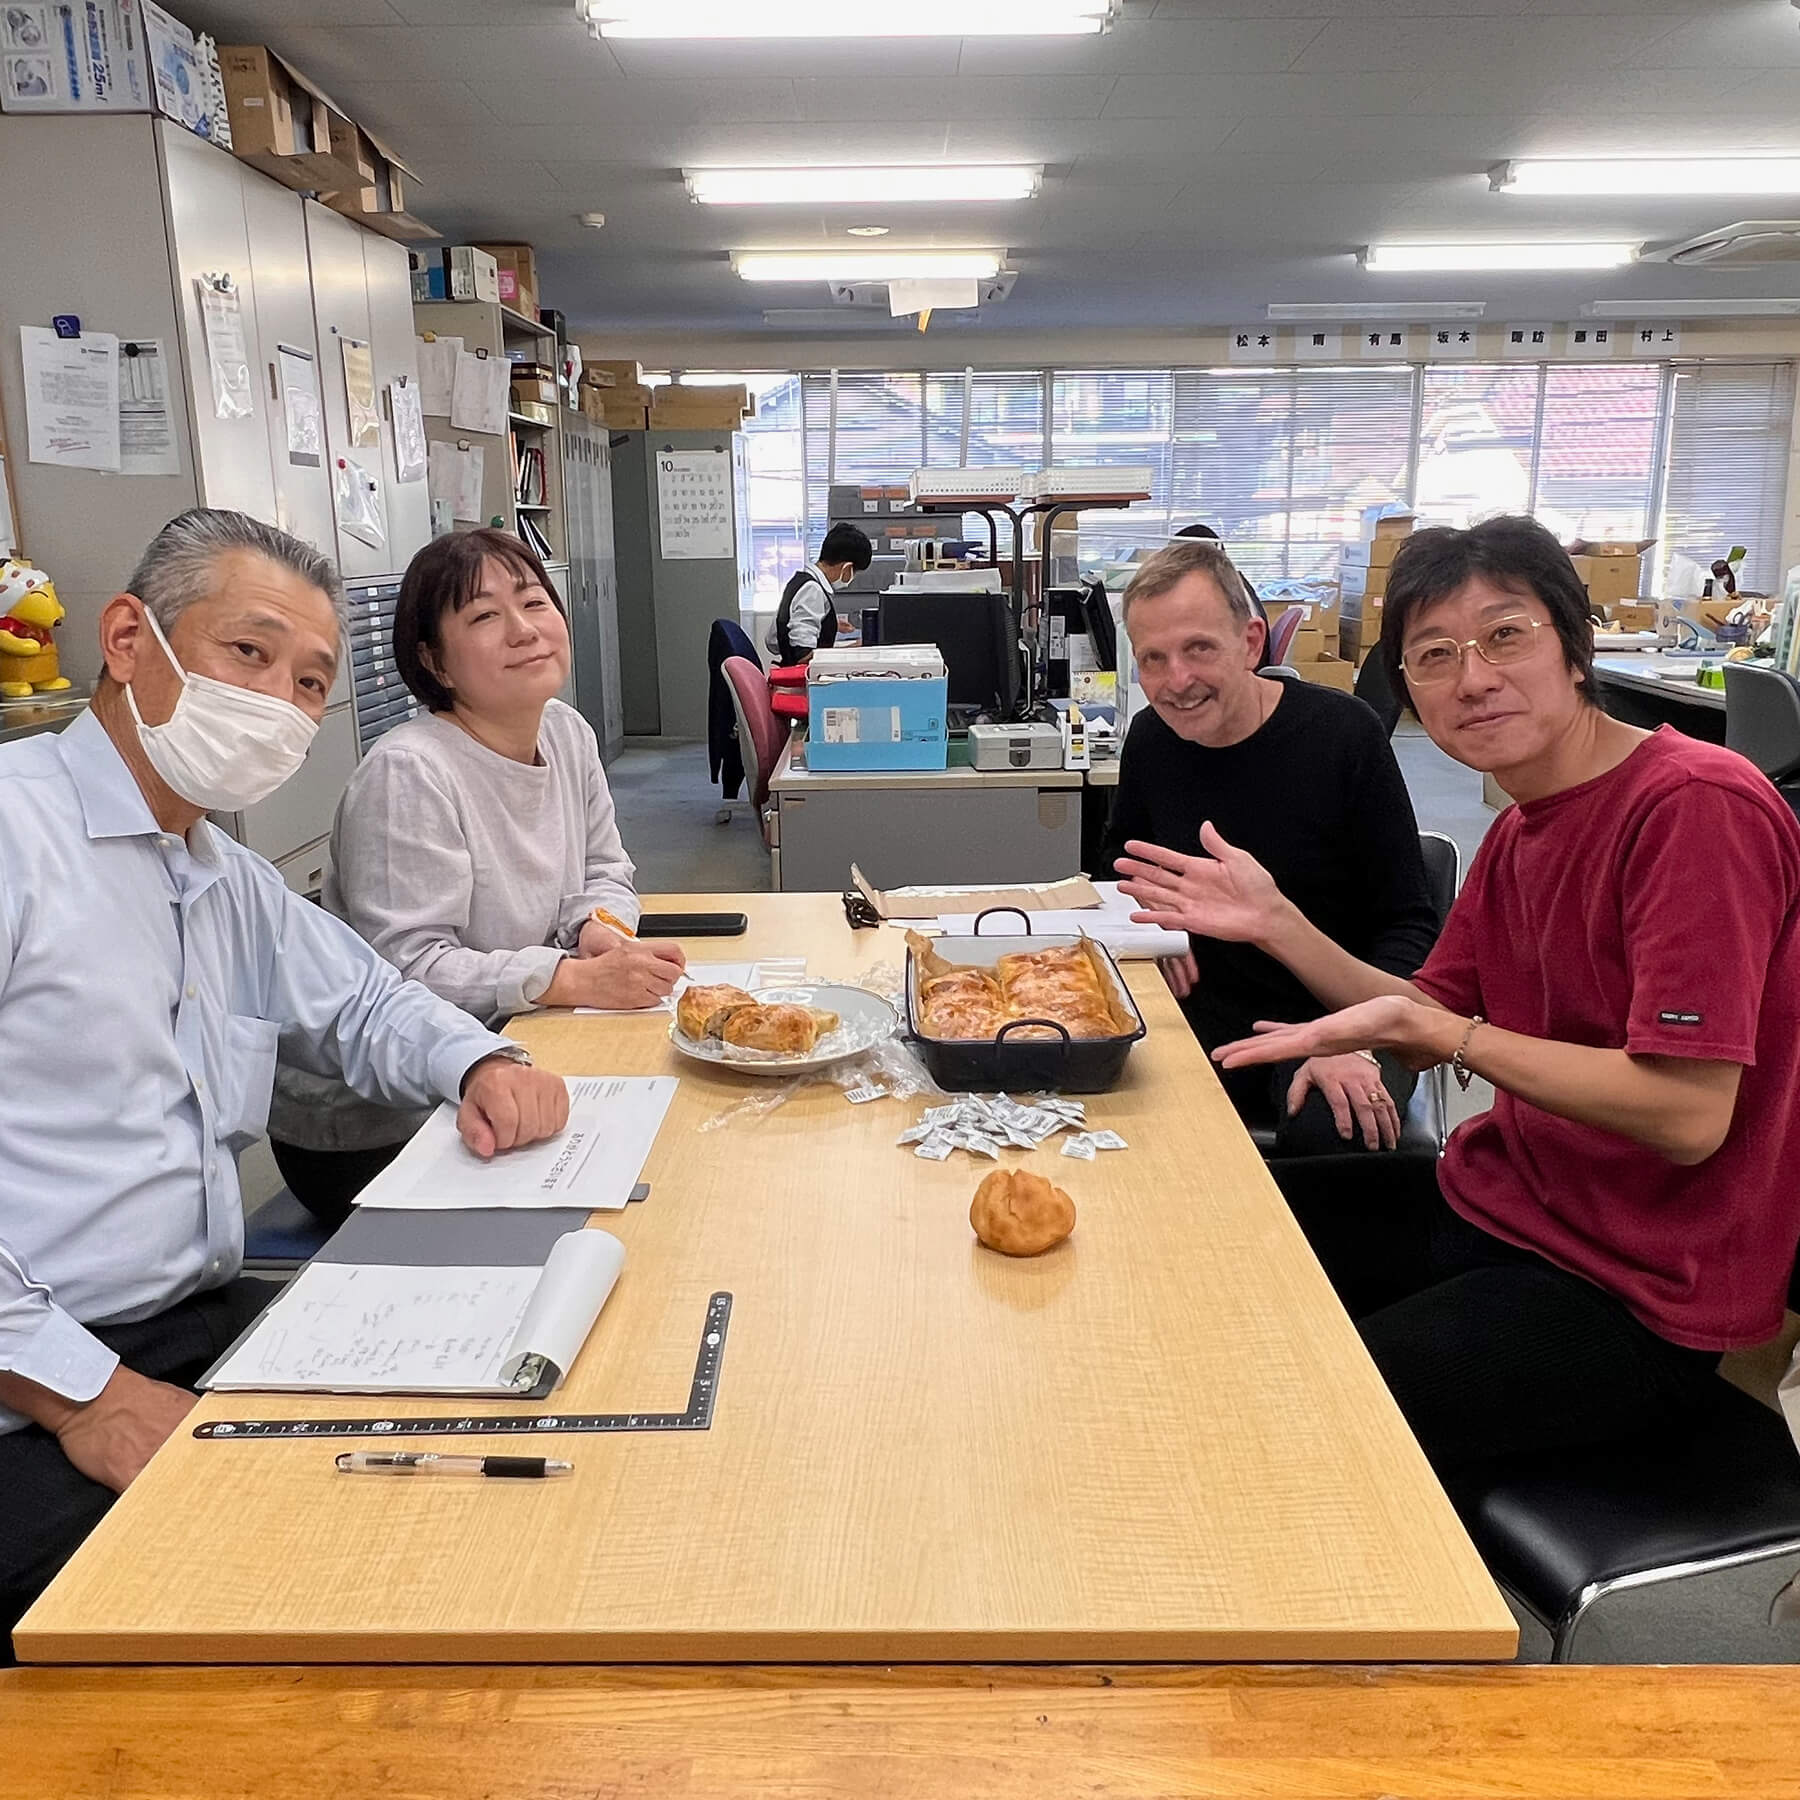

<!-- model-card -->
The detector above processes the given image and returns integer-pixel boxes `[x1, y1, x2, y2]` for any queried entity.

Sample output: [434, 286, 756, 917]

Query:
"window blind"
[1659, 362, 1797, 594]
[1534, 364, 1662, 547]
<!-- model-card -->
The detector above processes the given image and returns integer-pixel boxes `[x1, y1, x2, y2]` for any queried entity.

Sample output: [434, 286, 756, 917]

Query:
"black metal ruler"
[192, 1291, 731, 1443]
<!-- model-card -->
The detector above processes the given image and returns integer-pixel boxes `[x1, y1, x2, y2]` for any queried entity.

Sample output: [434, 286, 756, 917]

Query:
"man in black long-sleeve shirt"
[1101, 538, 1438, 1154]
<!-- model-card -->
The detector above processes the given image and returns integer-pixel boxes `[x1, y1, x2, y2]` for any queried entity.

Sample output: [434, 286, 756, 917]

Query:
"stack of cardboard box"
[1567, 538, 1653, 610]
[474, 244, 538, 318]
[1338, 514, 1413, 668]
[1267, 601, 1356, 693]
[582, 361, 652, 429]
[217, 44, 432, 241]
[648, 382, 754, 431]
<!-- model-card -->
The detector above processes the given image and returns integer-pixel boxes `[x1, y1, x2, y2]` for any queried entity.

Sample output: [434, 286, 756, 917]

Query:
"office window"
[1283, 367, 1415, 576]
[1415, 365, 1541, 529]
[1660, 362, 1798, 594]
[1533, 365, 1662, 544]
[1050, 370, 1174, 563]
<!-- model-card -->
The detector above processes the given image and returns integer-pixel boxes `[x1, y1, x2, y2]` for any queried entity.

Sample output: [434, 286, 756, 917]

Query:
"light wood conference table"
[18, 893, 1514, 1665]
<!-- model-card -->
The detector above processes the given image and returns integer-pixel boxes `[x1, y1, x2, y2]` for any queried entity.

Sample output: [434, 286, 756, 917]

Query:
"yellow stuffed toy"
[0, 559, 72, 698]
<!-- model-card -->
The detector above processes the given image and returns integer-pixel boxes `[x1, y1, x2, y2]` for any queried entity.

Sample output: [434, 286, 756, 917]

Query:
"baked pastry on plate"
[675, 983, 755, 1041]
[719, 1002, 841, 1055]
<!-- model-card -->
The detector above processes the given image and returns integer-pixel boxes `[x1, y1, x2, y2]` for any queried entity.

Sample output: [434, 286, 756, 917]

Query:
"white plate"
[667, 983, 898, 1077]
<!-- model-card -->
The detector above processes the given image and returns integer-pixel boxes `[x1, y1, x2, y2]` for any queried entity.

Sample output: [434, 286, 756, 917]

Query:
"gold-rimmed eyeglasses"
[1401, 615, 1551, 687]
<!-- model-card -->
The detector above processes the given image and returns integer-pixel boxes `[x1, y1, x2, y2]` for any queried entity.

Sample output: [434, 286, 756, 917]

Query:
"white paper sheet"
[390, 378, 427, 483]
[655, 446, 734, 560]
[451, 347, 509, 435]
[20, 326, 119, 470]
[204, 1231, 625, 1395]
[197, 281, 252, 420]
[427, 439, 485, 522]
[341, 338, 380, 448]
[278, 344, 322, 468]
[353, 1075, 678, 1211]
[0, 456, 15, 556]
[933, 882, 1187, 960]
[416, 335, 460, 416]
[117, 339, 179, 476]
[499, 1229, 627, 1388]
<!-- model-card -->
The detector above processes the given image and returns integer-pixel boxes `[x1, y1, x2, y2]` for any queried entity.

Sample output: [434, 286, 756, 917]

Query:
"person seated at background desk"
[271, 528, 683, 1227]
[1101, 537, 1437, 1155]
[0, 510, 569, 1651]
[765, 522, 873, 665]
[1119, 516, 1800, 1477]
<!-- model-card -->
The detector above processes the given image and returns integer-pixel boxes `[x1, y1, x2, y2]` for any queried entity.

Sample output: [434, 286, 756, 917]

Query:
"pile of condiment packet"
[896, 1093, 1127, 1161]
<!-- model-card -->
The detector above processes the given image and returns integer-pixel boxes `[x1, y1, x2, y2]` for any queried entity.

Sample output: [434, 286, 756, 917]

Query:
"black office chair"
[1724, 662, 1800, 819]
[1353, 646, 1403, 738]
[1249, 829, 1456, 1158]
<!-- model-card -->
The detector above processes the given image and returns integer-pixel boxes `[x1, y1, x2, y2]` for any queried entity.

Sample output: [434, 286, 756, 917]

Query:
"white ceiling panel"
[791, 74, 1120, 122]
[171, 0, 1800, 334]
[1103, 70, 1433, 117]
[954, 17, 1326, 74]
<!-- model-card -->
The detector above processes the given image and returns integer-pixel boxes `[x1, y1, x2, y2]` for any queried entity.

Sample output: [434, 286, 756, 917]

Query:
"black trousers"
[1219, 1050, 1420, 1156]
[1, 1277, 276, 1662]
[269, 1137, 405, 1230]
[1287, 1163, 1722, 1479]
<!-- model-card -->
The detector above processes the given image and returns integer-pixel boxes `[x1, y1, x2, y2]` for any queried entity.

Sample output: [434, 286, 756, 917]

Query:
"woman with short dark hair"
[269, 528, 683, 1223]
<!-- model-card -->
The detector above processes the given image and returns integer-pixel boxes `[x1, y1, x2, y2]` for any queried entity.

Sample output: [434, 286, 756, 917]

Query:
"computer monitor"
[879, 589, 1018, 719]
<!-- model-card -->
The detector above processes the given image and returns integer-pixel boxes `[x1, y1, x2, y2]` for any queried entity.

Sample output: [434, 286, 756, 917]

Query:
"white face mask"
[125, 607, 320, 812]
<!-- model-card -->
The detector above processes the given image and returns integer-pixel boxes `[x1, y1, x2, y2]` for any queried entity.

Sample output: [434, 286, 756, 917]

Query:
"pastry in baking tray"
[675, 983, 756, 1041]
[719, 1002, 841, 1055]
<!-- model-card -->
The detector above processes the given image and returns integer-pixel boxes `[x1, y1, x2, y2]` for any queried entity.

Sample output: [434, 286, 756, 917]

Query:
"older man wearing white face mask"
[0, 508, 571, 1653]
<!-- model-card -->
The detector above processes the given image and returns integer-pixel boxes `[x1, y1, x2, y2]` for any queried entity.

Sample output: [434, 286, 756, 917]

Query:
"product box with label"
[1569, 552, 1644, 605]
[806, 645, 948, 771]
[140, 0, 209, 135]
[586, 359, 644, 388]
[1608, 601, 1657, 633]
[2, 0, 151, 112]
[1341, 533, 1410, 571]
[509, 361, 557, 408]
[1568, 538, 1654, 607]
[411, 245, 499, 303]
[474, 243, 538, 316]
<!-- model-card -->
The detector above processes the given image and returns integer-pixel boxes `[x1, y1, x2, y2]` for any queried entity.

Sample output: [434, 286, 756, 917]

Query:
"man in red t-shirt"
[1117, 514, 1800, 1476]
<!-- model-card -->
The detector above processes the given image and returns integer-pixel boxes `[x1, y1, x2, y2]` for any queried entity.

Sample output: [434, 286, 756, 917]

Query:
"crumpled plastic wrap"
[696, 967, 937, 1130]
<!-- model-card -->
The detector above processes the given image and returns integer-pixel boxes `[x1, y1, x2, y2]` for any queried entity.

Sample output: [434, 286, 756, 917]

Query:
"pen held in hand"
[335, 1452, 572, 1479]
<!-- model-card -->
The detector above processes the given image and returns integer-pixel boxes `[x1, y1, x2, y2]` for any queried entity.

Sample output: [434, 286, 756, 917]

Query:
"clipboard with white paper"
[201, 1229, 626, 1396]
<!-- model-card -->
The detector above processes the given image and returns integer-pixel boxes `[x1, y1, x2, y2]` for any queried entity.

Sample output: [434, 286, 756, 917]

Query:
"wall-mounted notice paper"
[341, 337, 380, 449]
[416, 335, 459, 416]
[353, 1075, 678, 1211]
[450, 347, 509, 435]
[279, 344, 323, 468]
[117, 339, 179, 476]
[20, 326, 119, 470]
[390, 378, 427, 483]
[427, 438, 485, 522]
[654, 446, 734, 560]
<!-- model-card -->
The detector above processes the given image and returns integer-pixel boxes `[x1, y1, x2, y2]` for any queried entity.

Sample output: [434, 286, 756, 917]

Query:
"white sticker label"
[822, 707, 861, 745]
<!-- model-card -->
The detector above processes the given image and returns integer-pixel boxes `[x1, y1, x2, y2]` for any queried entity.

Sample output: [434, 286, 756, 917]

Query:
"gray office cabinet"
[0, 113, 427, 874]
[609, 429, 752, 738]
[562, 413, 624, 761]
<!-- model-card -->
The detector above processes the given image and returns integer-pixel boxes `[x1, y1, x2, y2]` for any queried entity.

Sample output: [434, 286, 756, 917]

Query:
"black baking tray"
[905, 910, 1147, 1094]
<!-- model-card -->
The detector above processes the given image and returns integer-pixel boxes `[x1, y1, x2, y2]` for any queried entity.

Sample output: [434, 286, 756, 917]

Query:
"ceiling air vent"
[1657, 221, 1800, 266]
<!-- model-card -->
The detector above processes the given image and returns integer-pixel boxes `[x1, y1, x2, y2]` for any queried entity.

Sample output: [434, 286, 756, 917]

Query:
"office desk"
[19, 893, 1512, 1664]
[1593, 653, 1727, 744]
[769, 739, 1085, 889]
[9, 1664, 1800, 1799]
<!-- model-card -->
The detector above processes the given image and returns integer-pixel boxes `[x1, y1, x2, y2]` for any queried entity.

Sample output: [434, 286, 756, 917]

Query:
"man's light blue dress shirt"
[0, 710, 511, 1429]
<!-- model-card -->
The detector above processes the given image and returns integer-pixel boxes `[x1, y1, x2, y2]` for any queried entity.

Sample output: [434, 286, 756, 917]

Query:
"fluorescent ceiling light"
[733, 250, 1004, 282]
[582, 0, 1116, 37]
[1363, 241, 1637, 272]
[1494, 158, 1800, 197]
[1268, 301, 1485, 321]
[686, 165, 1041, 206]
[1582, 298, 1800, 318]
